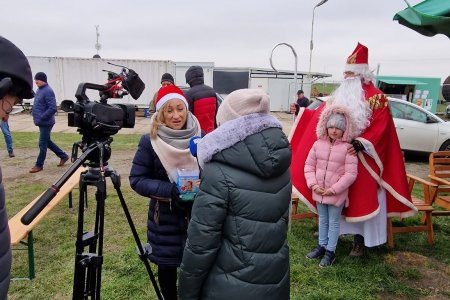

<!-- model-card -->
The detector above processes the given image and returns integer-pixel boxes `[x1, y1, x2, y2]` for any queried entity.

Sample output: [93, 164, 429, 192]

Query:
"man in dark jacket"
[180, 89, 291, 300]
[30, 72, 69, 173]
[185, 66, 218, 133]
[0, 35, 35, 300]
[292, 89, 310, 116]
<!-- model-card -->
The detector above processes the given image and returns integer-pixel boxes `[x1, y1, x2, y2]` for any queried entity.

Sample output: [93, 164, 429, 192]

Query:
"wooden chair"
[428, 151, 450, 217]
[291, 196, 316, 221]
[386, 173, 435, 248]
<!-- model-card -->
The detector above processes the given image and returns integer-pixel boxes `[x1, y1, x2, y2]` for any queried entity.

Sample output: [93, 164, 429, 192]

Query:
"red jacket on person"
[185, 66, 218, 133]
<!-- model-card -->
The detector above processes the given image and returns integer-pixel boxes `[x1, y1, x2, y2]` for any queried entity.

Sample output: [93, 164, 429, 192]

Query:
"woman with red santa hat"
[129, 85, 201, 299]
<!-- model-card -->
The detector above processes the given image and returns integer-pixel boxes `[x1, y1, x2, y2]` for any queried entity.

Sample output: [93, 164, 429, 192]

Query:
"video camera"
[61, 62, 145, 141]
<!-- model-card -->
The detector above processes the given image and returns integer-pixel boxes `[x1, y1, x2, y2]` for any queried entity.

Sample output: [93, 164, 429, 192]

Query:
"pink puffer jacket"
[304, 105, 358, 207]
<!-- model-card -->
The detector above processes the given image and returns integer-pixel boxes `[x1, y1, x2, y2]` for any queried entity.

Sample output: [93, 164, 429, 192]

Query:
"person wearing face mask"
[129, 85, 201, 300]
[0, 35, 35, 300]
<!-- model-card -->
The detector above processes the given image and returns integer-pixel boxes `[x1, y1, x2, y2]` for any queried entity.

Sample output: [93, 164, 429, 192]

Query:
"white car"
[307, 97, 450, 153]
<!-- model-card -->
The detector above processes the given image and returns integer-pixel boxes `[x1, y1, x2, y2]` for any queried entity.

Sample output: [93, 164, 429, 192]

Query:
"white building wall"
[268, 79, 297, 112]
[175, 62, 214, 88]
[27, 56, 176, 108]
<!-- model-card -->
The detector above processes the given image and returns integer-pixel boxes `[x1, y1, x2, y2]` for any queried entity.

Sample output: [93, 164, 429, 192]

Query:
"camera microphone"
[189, 136, 202, 157]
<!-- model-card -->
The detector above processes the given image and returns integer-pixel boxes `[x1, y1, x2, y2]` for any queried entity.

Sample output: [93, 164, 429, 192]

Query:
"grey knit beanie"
[326, 113, 346, 132]
[216, 89, 270, 126]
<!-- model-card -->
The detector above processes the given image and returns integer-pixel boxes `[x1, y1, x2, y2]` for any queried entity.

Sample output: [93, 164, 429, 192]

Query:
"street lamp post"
[308, 0, 329, 91]
[270, 43, 298, 113]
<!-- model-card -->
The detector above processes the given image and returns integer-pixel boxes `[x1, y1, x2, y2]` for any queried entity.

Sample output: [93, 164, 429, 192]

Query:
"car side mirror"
[426, 115, 437, 124]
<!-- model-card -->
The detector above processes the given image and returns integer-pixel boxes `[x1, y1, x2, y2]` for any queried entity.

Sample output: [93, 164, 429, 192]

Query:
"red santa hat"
[155, 85, 188, 111]
[344, 42, 369, 75]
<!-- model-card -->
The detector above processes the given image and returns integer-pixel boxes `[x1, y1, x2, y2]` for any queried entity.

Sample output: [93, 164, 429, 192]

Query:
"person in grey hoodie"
[0, 35, 35, 300]
[179, 89, 291, 300]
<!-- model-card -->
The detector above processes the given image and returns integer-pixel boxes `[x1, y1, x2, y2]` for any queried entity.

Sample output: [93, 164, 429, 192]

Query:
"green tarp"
[393, 0, 450, 38]
[378, 79, 427, 85]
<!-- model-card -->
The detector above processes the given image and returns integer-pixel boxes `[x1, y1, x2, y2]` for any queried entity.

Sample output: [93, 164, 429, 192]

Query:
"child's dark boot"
[319, 250, 336, 268]
[306, 245, 325, 259]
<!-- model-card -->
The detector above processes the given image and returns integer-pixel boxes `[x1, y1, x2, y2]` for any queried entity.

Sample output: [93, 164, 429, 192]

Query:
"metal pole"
[270, 43, 298, 113]
[308, 0, 329, 94]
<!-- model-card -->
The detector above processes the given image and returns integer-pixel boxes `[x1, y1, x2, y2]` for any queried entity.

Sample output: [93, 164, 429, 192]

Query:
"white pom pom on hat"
[216, 88, 270, 126]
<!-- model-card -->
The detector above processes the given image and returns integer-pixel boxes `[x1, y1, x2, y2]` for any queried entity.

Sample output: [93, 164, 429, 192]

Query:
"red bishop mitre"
[345, 42, 369, 75]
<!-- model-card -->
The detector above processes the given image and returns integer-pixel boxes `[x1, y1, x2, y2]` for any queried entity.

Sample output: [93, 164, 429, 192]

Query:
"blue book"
[176, 169, 200, 201]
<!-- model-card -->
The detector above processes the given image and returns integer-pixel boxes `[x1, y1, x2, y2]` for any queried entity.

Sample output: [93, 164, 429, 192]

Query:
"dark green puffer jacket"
[179, 113, 291, 300]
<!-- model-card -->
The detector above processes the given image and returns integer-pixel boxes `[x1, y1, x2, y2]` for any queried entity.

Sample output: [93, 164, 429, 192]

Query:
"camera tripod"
[21, 138, 163, 300]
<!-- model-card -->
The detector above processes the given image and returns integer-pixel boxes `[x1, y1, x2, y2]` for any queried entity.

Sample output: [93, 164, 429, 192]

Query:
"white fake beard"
[329, 77, 372, 136]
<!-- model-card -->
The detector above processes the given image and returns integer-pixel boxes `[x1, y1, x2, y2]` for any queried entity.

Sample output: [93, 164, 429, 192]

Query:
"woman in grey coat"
[179, 89, 292, 300]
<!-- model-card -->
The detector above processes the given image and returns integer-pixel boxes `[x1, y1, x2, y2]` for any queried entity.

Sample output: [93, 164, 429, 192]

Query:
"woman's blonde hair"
[150, 109, 167, 139]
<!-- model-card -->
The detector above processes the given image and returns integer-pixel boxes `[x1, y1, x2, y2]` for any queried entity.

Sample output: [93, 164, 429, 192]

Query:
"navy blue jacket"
[129, 134, 188, 267]
[32, 83, 57, 127]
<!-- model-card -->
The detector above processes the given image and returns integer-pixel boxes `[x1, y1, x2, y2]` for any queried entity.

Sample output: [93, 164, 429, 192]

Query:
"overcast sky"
[2, 0, 449, 83]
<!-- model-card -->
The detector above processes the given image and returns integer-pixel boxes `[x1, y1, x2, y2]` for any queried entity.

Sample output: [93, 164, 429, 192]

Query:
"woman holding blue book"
[129, 85, 201, 300]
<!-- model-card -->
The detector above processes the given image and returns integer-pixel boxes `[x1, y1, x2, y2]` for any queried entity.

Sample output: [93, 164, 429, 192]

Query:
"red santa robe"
[289, 82, 417, 222]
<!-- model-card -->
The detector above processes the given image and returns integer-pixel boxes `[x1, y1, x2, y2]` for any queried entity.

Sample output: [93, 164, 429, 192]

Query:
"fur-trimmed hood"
[196, 113, 290, 177]
[316, 104, 358, 142]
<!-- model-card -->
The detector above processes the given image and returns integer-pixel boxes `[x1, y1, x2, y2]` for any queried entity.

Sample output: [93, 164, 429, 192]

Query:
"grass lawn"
[3, 133, 450, 299]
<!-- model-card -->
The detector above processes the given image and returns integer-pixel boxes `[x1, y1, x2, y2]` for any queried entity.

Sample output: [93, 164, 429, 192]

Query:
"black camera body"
[61, 64, 144, 141]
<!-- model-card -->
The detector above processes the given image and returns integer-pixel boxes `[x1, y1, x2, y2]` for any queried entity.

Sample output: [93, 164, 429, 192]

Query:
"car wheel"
[439, 140, 450, 151]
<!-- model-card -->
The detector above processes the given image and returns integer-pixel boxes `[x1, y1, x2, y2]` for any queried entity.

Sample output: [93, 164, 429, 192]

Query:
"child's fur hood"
[316, 104, 358, 142]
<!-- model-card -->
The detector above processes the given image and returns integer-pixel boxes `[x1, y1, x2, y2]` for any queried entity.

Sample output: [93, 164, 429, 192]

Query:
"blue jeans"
[0, 121, 13, 154]
[35, 125, 67, 168]
[317, 202, 344, 252]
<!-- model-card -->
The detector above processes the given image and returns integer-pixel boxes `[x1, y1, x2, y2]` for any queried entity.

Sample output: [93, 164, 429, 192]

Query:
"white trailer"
[213, 67, 331, 112]
[27, 56, 176, 108]
[174, 62, 214, 88]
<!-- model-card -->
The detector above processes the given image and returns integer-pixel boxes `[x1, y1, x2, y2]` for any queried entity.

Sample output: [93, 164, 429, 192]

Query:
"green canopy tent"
[393, 0, 450, 38]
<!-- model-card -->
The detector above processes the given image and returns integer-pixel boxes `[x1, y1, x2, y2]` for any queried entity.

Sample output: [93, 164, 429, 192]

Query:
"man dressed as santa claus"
[289, 43, 417, 257]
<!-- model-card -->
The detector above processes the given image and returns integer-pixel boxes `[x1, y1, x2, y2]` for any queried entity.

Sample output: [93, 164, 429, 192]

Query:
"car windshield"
[307, 98, 325, 110]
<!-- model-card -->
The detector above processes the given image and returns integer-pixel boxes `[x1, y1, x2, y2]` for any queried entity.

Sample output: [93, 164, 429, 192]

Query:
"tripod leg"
[109, 172, 164, 300]
[73, 174, 88, 299]
[72, 171, 107, 300]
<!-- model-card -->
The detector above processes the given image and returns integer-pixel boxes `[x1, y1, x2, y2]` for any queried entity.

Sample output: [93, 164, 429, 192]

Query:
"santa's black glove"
[351, 140, 365, 153]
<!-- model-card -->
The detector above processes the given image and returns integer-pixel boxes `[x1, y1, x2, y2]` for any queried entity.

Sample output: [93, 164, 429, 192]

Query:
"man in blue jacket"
[30, 72, 69, 173]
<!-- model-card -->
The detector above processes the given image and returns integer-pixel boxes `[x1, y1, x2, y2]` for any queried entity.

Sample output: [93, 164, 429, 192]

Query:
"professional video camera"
[21, 63, 164, 299]
[61, 62, 144, 142]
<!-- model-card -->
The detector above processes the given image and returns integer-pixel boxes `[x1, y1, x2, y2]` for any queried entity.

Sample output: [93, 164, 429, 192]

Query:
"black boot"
[319, 250, 336, 268]
[306, 245, 325, 259]
[349, 234, 365, 257]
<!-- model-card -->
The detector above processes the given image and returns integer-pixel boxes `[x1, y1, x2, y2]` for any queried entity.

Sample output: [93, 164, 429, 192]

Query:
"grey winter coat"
[179, 113, 292, 300]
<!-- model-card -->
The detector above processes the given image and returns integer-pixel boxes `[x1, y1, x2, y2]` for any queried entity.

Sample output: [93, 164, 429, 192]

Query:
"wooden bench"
[9, 167, 86, 279]
[428, 151, 450, 217]
[387, 173, 436, 248]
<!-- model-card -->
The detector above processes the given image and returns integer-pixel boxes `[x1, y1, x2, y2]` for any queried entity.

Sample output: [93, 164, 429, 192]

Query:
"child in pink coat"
[304, 104, 358, 267]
